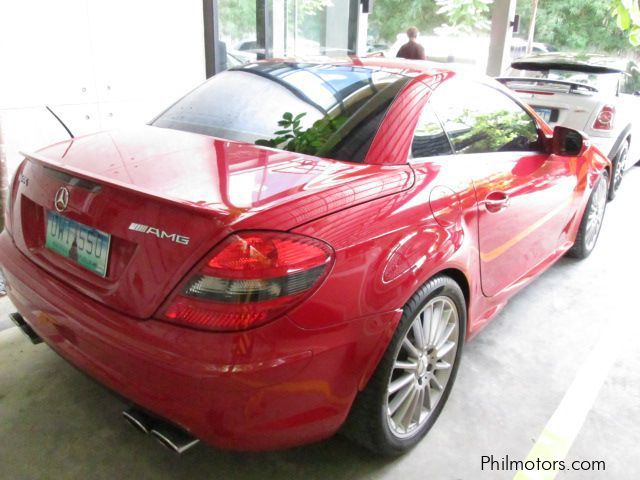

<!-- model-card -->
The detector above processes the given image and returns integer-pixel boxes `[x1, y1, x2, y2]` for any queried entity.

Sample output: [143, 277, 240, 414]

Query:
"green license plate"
[45, 211, 111, 277]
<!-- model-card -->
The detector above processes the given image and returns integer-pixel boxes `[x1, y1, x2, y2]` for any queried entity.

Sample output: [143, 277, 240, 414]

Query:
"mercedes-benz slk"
[0, 58, 610, 455]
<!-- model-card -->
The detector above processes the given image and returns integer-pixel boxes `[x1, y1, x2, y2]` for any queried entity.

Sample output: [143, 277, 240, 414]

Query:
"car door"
[430, 80, 581, 297]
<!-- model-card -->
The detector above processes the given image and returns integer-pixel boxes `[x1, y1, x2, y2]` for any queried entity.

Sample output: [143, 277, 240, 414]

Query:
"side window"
[432, 81, 541, 154]
[411, 108, 453, 159]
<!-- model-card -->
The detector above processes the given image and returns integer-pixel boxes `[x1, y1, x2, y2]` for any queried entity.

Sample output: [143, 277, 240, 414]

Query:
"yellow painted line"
[512, 319, 629, 480]
[480, 199, 572, 263]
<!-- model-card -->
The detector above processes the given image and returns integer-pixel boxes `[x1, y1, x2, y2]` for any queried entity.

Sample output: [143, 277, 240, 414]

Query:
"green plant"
[611, 0, 640, 45]
[256, 112, 346, 155]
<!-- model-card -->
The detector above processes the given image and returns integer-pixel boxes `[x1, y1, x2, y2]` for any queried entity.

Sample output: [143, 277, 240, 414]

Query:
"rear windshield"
[152, 62, 410, 163]
[507, 67, 621, 93]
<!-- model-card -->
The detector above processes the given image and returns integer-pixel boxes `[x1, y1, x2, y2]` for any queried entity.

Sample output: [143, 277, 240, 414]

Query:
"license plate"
[45, 211, 111, 277]
[534, 107, 552, 123]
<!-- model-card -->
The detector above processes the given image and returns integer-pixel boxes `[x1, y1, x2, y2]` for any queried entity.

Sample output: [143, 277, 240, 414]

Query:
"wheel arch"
[435, 267, 470, 311]
[607, 124, 632, 159]
[356, 265, 472, 392]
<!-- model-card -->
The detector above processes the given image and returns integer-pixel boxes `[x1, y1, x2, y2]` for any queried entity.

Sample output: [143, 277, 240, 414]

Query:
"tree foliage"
[219, 0, 330, 44]
[219, 0, 257, 41]
[368, 1, 444, 42]
[218, 0, 638, 53]
[611, 0, 640, 46]
[516, 0, 631, 53]
[435, 0, 493, 35]
[369, 0, 638, 53]
[453, 109, 538, 154]
[368, 0, 495, 41]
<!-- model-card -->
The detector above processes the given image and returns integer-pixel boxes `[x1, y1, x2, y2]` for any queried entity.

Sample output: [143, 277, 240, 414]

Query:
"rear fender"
[604, 123, 632, 159]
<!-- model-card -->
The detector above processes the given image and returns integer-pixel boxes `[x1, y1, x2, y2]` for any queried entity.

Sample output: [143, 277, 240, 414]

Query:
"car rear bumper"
[589, 135, 617, 159]
[0, 231, 400, 451]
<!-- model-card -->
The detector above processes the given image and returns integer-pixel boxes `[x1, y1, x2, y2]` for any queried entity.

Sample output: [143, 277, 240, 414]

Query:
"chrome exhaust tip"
[9, 312, 43, 344]
[122, 406, 199, 454]
[151, 423, 200, 454]
[122, 407, 156, 434]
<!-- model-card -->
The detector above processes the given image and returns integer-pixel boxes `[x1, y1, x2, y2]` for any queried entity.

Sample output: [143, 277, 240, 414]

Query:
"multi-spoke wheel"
[342, 276, 466, 455]
[567, 170, 609, 259]
[608, 141, 628, 201]
[386, 297, 458, 438]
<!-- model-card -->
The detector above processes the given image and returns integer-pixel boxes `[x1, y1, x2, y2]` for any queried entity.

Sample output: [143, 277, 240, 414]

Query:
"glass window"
[411, 108, 453, 159]
[152, 63, 410, 163]
[431, 81, 540, 155]
[217, 0, 257, 70]
[217, 0, 355, 65]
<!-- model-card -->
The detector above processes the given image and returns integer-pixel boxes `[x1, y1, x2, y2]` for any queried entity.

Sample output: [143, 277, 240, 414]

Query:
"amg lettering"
[128, 223, 190, 245]
[159, 231, 177, 241]
[176, 235, 190, 245]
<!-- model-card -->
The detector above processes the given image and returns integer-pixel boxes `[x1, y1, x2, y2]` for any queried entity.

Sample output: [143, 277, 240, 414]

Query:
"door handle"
[484, 192, 510, 213]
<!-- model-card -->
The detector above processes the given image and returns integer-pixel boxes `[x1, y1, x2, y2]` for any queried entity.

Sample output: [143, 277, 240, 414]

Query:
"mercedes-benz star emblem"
[54, 187, 70, 212]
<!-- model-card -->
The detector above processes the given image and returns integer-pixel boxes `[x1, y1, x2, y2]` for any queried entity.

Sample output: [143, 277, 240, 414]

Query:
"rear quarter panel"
[289, 158, 483, 389]
[289, 171, 478, 328]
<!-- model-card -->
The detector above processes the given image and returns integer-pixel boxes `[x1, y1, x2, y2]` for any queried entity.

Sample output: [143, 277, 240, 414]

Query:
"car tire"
[342, 275, 466, 455]
[567, 171, 609, 259]
[608, 141, 628, 201]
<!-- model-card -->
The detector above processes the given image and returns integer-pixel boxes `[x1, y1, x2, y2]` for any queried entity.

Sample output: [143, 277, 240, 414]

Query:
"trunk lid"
[11, 126, 413, 318]
[498, 78, 602, 131]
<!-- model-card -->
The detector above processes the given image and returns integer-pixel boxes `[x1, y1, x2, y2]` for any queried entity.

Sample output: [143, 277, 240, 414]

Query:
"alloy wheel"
[386, 296, 459, 438]
[613, 147, 627, 193]
[585, 176, 608, 251]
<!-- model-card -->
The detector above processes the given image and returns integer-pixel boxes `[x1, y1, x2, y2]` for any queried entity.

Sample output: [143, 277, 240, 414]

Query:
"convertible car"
[0, 58, 610, 455]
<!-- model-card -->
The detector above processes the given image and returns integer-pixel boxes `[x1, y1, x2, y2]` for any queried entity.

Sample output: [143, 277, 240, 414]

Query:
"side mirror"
[551, 126, 589, 156]
[634, 90, 640, 96]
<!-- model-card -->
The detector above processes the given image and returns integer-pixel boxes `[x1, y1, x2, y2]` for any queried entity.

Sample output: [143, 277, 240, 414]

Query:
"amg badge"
[129, 223, 190, 245]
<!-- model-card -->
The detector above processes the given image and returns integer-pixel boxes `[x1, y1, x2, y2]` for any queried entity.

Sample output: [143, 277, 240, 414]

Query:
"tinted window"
[152, 63, 410, 163]
[411, 108, 453, 158]
[431, 81, 540, 154]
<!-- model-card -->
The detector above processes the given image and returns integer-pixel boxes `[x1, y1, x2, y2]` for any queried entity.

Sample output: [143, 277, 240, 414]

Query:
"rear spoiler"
[496, 77, 599, 94]
[510, 61, 624, 75]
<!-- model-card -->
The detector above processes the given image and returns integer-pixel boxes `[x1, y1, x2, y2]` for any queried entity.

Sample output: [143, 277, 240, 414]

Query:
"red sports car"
[0, 58, 610, 455]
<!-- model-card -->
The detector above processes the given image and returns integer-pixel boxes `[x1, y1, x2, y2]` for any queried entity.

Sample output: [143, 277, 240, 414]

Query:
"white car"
[498, 53, 640, 200]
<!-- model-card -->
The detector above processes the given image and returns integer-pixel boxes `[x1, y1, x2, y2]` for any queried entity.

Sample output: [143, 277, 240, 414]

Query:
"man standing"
[396, 27, 426, 60]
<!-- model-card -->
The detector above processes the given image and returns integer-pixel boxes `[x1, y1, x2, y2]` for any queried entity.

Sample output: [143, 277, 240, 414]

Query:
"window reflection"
[153, 63, 411, 163]
[411, 108, 453, 158]
[432, 82, 540, 154]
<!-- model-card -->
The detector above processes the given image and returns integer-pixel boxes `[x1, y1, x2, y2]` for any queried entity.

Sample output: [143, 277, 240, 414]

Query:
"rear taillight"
[162, 231, 333, 331]
[592, 105, 615, 131]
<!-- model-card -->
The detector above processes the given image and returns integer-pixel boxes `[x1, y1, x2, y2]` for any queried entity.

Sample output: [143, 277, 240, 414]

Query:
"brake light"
[592, 105, 615, 130]
[162, 231, 333, 331]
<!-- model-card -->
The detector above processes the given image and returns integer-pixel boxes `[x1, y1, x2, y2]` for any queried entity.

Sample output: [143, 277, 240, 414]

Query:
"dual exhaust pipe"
[122, 406, 200, 454]
[9, 312, 199, 454]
